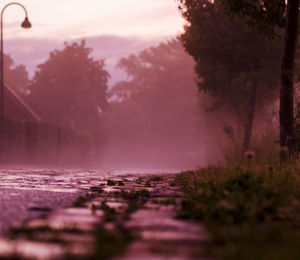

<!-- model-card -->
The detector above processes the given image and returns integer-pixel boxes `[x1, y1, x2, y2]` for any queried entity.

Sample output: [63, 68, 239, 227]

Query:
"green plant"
[73, 193, 96, 207]
[176, 163, 300, 260]
[118, 181, 125, 186]
[150, 176, 163, 182]
[107, 180, 116, 186]
[88, 229, 133, 260]
[100, 201, 116, 222]
[115, 189, 150, 214]
[152, 198, 176, 206]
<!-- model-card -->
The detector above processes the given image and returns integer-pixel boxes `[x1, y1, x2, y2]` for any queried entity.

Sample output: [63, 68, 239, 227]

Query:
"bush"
[176, 163, 300, 260]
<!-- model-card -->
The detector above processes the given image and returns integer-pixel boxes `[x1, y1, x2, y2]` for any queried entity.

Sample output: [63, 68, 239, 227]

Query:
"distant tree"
[3, 54, 29, 95]
[177, 0, 281, 154]
[104, 40, 208, 167]
[28, 40, 109, 130]
[218, 0, 300, 154]
[112, 39, 196, 101]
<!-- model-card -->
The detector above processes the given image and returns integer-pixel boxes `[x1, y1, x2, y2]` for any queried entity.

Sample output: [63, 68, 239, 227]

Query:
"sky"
[0, 0, 185, 83]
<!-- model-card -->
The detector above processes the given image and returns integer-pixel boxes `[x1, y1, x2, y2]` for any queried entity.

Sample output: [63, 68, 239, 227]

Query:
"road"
[0, 168, 109, 235]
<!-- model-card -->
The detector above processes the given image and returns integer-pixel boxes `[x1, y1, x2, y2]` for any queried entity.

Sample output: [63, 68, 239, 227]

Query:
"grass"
[88, 229, 133, 260]
[73, 193, 97, 207]
[107, 180, 116, 186]
[118, 181, 125, 186]
[152, 198, 177, 206]
[175, 162, 300, 260]
[170, 181, 176, 187]
[150, 176, 163, 182]
[107, 180, 125, 186]
[99, 201, 116, 222]
[115, 189, 150, 214]
[135, 178, 142, 184]
[145, 181, 152, 187]
[149, 241, 177, 255]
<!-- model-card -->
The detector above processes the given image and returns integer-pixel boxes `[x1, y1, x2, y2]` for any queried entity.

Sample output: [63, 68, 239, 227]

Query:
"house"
[4, 84, 40, 122]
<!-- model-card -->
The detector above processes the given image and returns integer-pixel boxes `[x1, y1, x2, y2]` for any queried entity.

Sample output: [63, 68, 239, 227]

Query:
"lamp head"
[21, 17, 31, 29]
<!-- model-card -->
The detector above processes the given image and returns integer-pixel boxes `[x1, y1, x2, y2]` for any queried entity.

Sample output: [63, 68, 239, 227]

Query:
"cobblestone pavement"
[0, 171, 209, 260]
[0, 168, 111, 235]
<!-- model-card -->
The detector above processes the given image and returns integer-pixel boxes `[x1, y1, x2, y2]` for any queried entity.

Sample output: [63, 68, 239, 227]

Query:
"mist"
[100, 39, 220, 171]
[2, 30, 282, 172]
[1, 38, 228, 171]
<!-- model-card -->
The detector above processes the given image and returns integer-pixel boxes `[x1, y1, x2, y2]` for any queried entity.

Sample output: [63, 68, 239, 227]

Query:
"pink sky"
[1, 0, 185, 82]
[2, 0, 185, 39]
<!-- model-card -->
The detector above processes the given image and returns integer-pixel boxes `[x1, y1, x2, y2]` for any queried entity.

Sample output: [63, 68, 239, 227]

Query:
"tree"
[218, 0, 286, 40]
[112, 39, 196, 101]
[104, 40, 208, 168]
[218, 0, 300, 154]
[3, 54, 29, 95]
[28, 40, 109, 130]
[177, 0, 281, 154]
[280, 0, 299, 153]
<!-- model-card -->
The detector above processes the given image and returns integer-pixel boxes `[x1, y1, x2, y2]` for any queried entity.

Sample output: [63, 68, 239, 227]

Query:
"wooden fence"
[3, 119, 104, 167]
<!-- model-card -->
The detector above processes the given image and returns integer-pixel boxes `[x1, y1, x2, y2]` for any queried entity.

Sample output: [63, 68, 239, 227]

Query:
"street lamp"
[0, 2, 31, 162]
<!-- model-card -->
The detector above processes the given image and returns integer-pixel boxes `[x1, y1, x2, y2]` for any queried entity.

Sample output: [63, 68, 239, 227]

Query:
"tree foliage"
[178, 0, 281, 153]
[218, 0, 286, 40]
[217, 0, 300, 155]
[178, 0, 280, 98]
[3, 54, 29, 95]
[104, 40, 207, 168]
[112, 39, 195, 100]
[28, 40, 109, 130]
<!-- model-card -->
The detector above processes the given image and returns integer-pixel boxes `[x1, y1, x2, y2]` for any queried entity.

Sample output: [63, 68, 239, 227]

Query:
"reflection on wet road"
[0, 168, 108, 236]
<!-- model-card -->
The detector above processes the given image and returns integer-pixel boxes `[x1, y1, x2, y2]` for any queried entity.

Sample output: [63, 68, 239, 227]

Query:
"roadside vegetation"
[176, 162, 300, 260]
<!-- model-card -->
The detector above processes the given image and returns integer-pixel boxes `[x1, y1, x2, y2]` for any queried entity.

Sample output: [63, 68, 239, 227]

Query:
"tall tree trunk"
[280, 0, 300, 155]
[242, 83, 257, 155]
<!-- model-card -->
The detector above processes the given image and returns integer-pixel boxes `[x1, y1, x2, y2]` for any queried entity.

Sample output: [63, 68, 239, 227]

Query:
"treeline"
[4, 41, 108, 167]
[7, 0, 296, 167]
[177, 0, 300, 161]
[178, 0, 282, 157]
[102, 40, 209, 169]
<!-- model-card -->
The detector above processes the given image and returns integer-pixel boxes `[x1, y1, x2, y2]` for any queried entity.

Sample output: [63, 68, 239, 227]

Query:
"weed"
[160, 198, 177, 206]
[91, 204, 97, 215]
[118, 181, 125, 186]
[89, 229, 133, 260]
[115, 189, 150, 214]
[150, 176, 163, 182]
[138, 189, 150, 197]
[176, 163, 300, 260]
[149, 241, 177, 255]
[100, 202, 116, 222]
[90, 186, 103, 193]
[107, 180, 116, 186]
[170, 182, 176, 187]
[73, 193, 96, 207]
[115, 189, 150, 200]
[152, 198, 176, 206]
[136, 177, 143, 184]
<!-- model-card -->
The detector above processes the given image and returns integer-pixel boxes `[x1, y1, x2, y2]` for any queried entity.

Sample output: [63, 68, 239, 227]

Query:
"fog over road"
[0, 168, 111, 235]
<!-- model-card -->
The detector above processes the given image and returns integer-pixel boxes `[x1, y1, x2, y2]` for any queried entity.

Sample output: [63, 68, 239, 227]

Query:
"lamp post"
[0, 2, 31, 162]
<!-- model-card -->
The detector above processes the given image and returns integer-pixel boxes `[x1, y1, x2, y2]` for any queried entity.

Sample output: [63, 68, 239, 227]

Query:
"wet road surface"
[0, 168, 109, 235]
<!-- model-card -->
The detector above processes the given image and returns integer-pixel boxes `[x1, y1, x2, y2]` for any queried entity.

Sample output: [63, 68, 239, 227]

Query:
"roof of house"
[4, 84, 41, 122]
